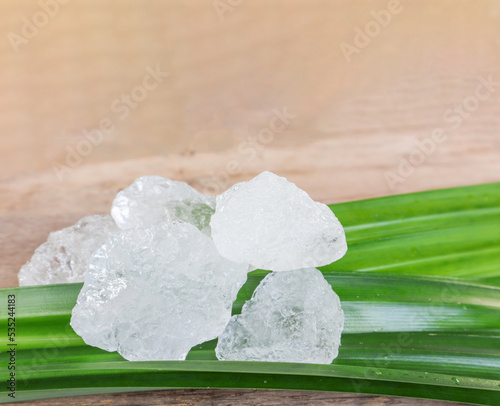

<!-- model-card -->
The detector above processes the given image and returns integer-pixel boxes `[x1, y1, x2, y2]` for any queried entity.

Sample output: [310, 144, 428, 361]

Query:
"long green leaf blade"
[2, 272, 500, 404]
[1, 182, 499, 404]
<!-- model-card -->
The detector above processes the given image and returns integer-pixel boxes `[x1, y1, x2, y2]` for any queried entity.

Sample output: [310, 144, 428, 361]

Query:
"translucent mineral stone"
[18, 215, 119, 286]
[215, 268, 344, 364]
[111, 176, 215, 234]
[210, 171, 347, 272]
[70, 221, 248, 361]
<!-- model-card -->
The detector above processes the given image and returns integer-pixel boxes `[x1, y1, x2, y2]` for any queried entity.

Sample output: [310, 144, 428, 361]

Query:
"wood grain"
[16, 389, 472, 406]
[1, 1, 499, 405]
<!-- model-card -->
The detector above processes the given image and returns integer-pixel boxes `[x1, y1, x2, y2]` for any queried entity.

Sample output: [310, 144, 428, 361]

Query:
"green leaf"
[1, 182, 499, 404]
[324, 182, 500, 283]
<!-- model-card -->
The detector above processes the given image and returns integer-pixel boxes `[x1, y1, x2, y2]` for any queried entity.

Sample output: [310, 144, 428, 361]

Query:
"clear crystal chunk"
[111, 176, 215, 234]
[216, 268, 344, 364]
[18, 215, 119, 286]
[70, 221, 248, 361]
[210, 171, 347, 271]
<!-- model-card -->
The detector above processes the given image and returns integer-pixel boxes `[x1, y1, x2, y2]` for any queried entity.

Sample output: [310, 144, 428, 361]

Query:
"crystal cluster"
[18, 215, 119, 286]
[20, 171, 347, 363]
[70, 221, 248, 361]
[215, 268, 344, 364]
[210, 171, 347, 272]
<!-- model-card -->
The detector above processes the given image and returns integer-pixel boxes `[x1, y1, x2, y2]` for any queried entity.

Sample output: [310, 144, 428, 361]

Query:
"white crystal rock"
[210, 171, 347, 272]
[18, 215, 119, 286]
[215, 268, 344, 364]
[111, 176, 215, 234]
[70, 221, 248, 361]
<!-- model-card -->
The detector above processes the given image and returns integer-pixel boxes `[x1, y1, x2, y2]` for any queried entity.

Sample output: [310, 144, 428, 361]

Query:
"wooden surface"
[1, 1, 500, 405]
[16, 389, 472, 406]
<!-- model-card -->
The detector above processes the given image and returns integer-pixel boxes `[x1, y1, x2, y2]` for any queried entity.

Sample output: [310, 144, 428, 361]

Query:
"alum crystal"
[210, 171, 347, 271]
[111, 176, 215, 234]
[18, 215, 119, 286]
[215, 268, 344, 364]
[70, 221, 248, 361]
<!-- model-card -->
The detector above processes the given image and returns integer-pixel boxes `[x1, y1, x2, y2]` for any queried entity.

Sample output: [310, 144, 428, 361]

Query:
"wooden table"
[1, 1, 499, 404]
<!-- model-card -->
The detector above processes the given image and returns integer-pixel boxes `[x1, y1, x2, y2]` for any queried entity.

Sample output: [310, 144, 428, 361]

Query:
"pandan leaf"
[1, 182, 499, 404]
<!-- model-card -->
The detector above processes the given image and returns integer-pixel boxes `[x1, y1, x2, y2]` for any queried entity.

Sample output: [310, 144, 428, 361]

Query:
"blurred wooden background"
[1, 1, 499, 405]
